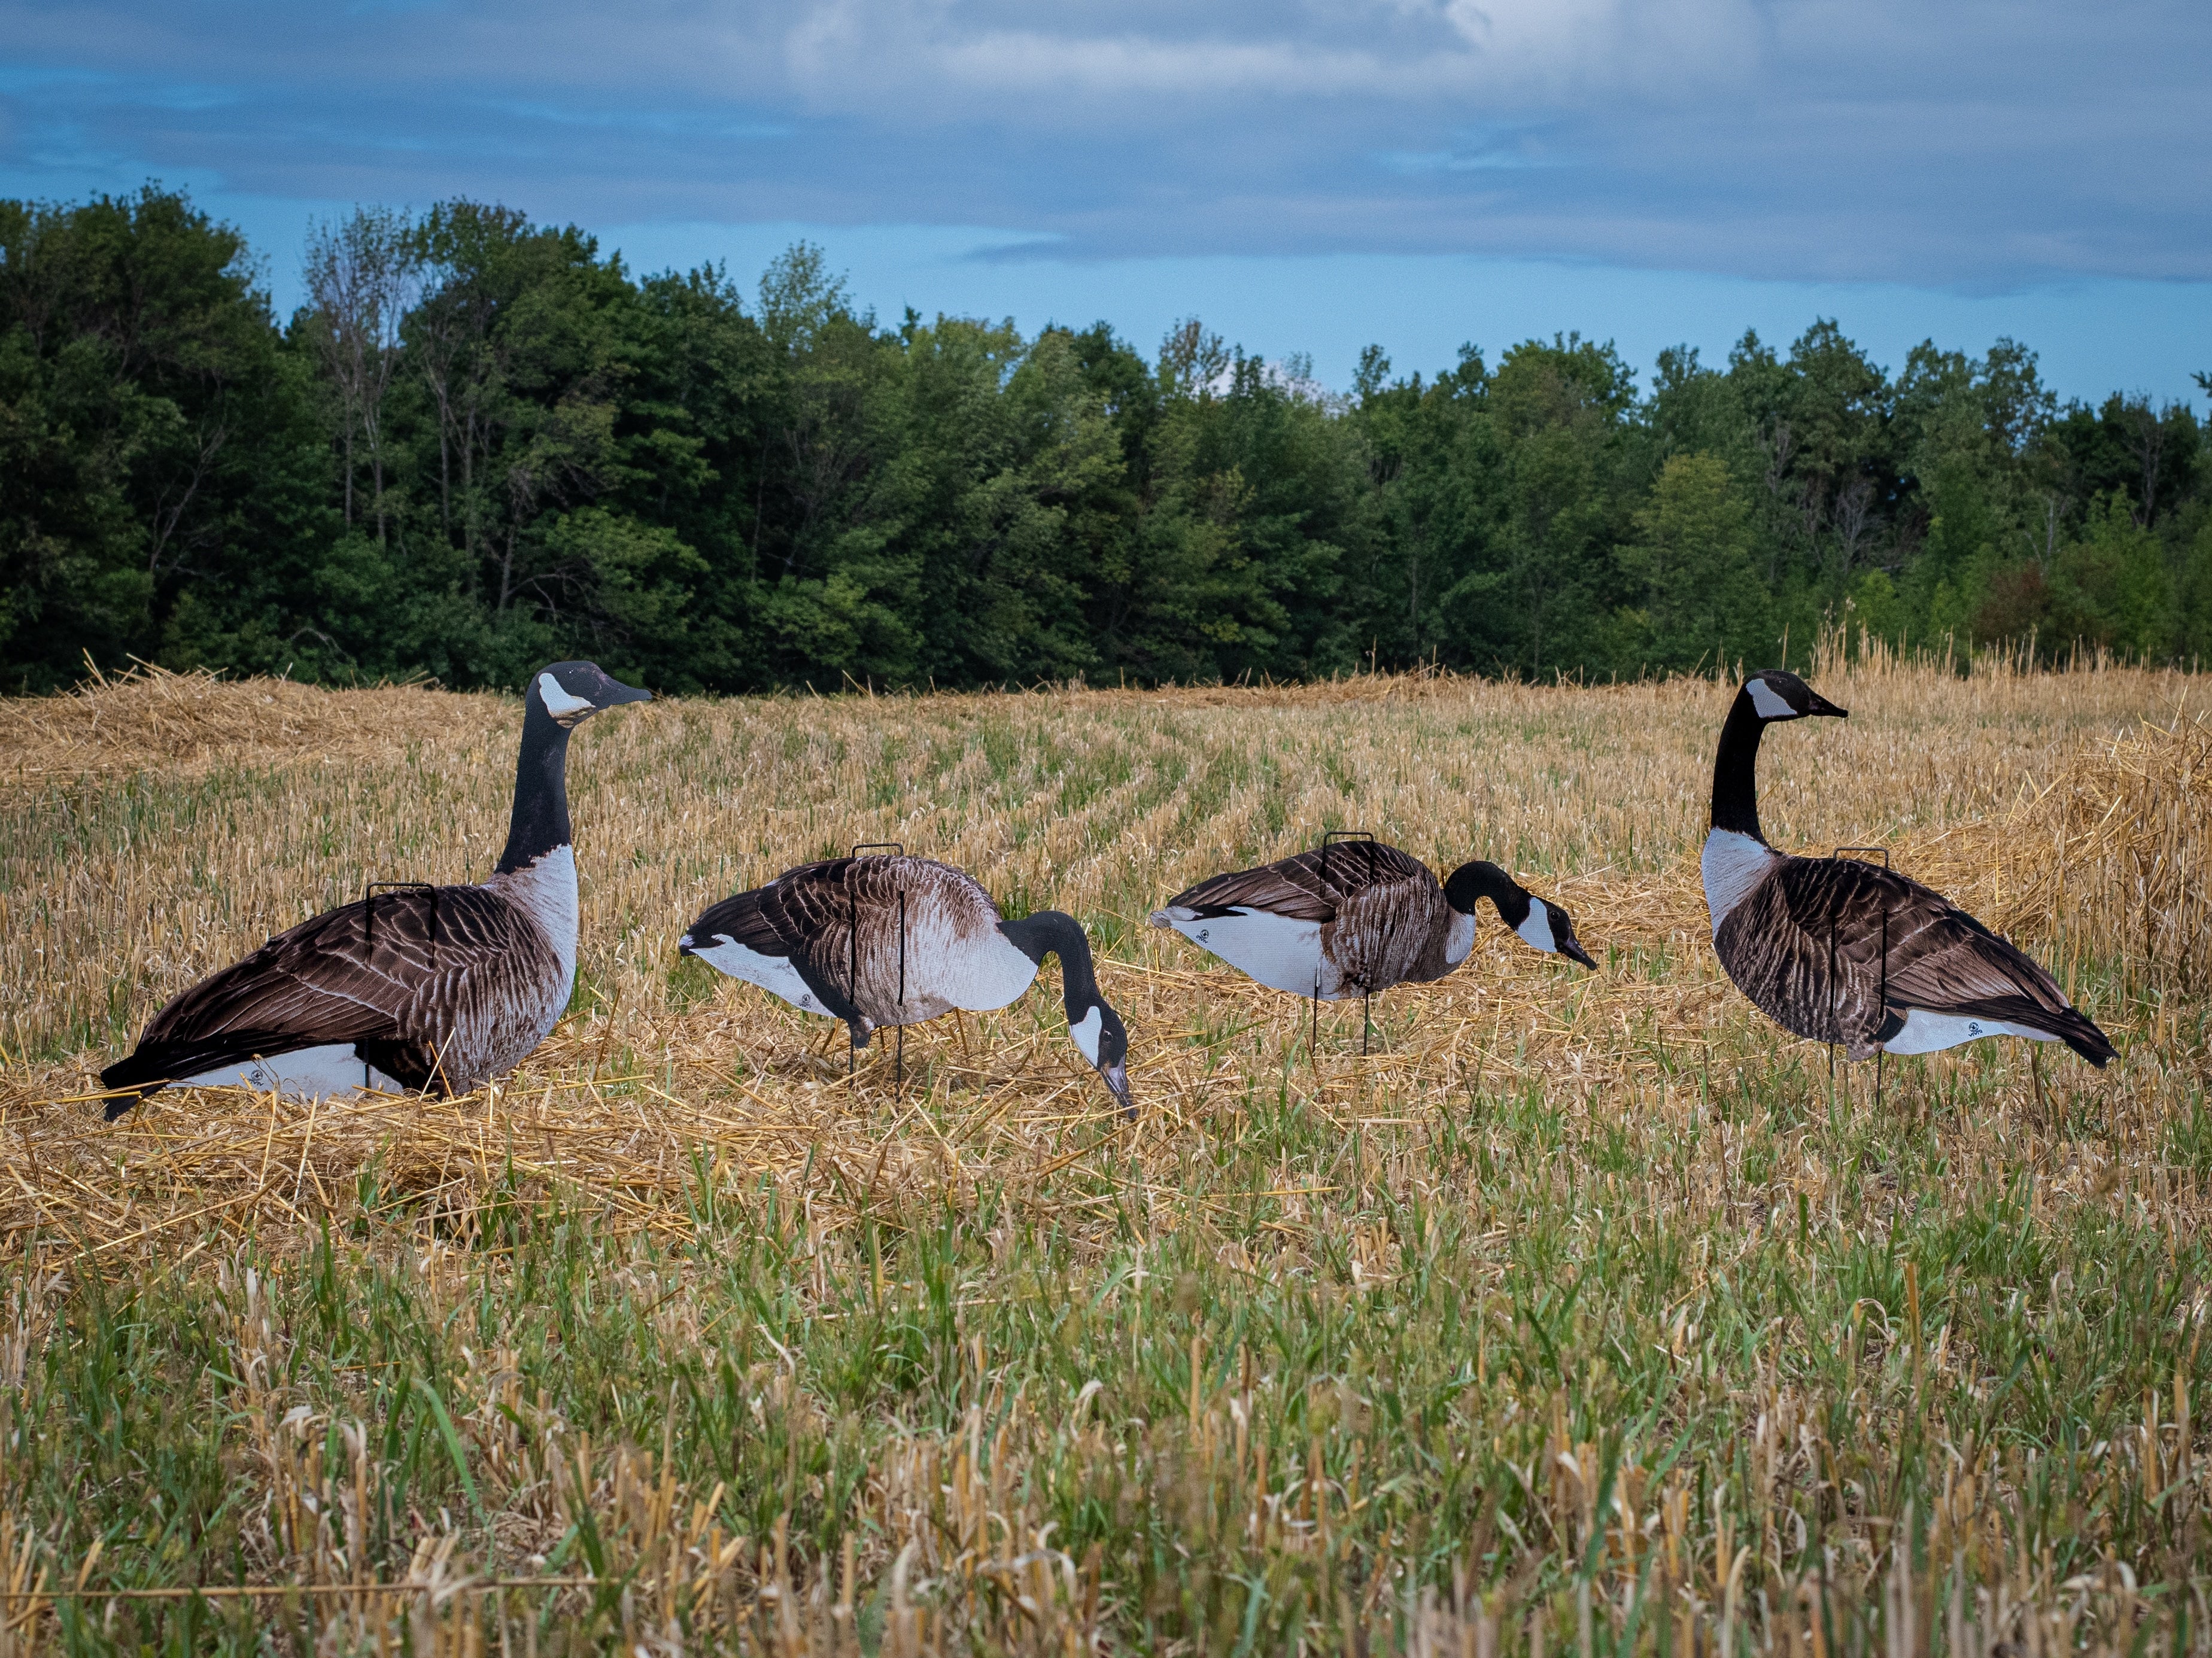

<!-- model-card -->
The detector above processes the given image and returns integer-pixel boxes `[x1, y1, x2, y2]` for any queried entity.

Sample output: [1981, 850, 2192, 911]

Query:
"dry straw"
[3, 637, 2199, 1256]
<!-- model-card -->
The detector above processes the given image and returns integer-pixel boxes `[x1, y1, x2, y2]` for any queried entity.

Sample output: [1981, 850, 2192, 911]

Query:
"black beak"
[1561, 937, 1598, 971]
[600, 677, 652, 707]
[1805, 690, 1848, 718]
[1101, 1058, 1134, 1120]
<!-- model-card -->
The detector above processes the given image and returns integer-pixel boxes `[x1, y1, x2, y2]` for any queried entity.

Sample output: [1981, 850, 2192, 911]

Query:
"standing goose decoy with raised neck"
[100, 662, 651, 1118]
[1148, 842, 1596, 1005]
[1702, 668, 2114, 1066]
[678, 854, 1134, 1115]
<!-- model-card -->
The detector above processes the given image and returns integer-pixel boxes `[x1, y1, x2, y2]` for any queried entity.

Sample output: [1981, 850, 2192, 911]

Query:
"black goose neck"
[1443, 860, 1530, 926]
[496, 699, 574, 873]
[1710, 690, 1768, 841]
[999, 910, 1099, 1014]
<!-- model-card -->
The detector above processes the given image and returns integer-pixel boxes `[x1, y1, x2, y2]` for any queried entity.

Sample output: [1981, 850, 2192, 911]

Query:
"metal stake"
[845, 844, 904, 1085]
[896, 884, 907, 1096]
[1317, 831, 1377, 1066]
[1834, 845, 1892, 1112]
[364, 881, 439, 1090]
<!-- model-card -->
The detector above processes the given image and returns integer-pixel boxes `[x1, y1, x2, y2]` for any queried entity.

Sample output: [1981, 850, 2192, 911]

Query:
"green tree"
[0, 186, 333, 690]
[2050, 494, 2175, 658]
[1612, 452, 1770, 674]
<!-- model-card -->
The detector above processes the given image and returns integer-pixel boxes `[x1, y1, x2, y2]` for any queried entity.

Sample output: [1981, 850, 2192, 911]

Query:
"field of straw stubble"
[0, 645, 2208, 1657]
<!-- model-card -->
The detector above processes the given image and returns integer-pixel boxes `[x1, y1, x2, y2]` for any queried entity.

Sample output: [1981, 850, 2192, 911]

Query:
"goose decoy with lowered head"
[1148, 841, 1594, 1024]
[679, 854, 1133, 1115]
[99, 662, 651, 1118]
[1701, 668, 2114, 1066]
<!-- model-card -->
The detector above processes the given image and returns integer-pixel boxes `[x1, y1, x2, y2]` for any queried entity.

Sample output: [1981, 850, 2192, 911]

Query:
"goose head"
[1741, 669, 1847, 723]
[1066, 994, 1134, 1117]
[533, 661, 652, 728]
[1441, 860, 1598, 969]
[1514, 895, 1598, 970]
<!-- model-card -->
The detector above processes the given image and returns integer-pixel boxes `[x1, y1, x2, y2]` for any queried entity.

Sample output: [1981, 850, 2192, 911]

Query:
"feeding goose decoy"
[1147, 841, 1595, 1044]
[1701, 668, 2114, 1067]
[99, 661, 651, 1118]
[678, 854, 1134, 1115]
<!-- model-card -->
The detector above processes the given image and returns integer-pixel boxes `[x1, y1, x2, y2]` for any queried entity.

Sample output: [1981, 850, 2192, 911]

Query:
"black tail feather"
[98, 1052, 168, 1118]
[2050, 1005, 2117, 1068]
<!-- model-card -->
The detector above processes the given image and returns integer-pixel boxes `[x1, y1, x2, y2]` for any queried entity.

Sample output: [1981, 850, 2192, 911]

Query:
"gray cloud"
[0, 0, 2204, 285]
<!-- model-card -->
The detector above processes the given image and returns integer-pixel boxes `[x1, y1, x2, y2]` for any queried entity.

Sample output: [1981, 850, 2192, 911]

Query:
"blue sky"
[3, 0, 2208, 405]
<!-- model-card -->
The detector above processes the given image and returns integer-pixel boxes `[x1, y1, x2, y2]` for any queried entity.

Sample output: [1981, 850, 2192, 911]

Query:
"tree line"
[3, 185, 2207, 695]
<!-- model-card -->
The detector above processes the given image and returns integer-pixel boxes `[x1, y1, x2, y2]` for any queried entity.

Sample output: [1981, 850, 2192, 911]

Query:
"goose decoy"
[1701, 668, 2113, 1066]
[1147, 842, 1594, 1042]
[99, 661, 651, 1118]
[677, 854, 1133, 1114]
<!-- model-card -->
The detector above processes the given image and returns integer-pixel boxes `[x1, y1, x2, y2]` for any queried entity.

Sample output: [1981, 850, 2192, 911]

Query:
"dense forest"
[2, 185, 2207, 695]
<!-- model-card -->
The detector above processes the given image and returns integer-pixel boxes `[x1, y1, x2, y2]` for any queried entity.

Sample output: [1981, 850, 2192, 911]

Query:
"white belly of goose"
[1159, 906, 1336, 998]
[1444, 909, 1476, 966]
[687, 935, 831, 1016]
[1700, 829, 1779, 935]
[932, 926, 1040, 1013]
[484, 845, 579, 987]
[1883, 1009, 2056, 1054]
[180, 1045, 409, 1099]
[882, 913, 1038, 1020]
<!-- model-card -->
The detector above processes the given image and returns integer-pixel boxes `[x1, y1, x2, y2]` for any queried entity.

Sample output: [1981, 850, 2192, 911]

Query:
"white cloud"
[767, 0, 1763, 112]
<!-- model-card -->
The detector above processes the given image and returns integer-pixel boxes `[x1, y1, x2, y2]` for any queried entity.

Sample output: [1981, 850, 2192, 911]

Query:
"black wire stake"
[1317, 832, 1377, 1064]
[895, 884, 908, 1097]
[364, 881, 438, 1091]
[846, 844, 905, 1085]
[1835, 845, 1892, 1113]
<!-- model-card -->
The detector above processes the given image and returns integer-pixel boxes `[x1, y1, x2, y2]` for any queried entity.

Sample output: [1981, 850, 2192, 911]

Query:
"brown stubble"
[0, 641, 2201, 1251]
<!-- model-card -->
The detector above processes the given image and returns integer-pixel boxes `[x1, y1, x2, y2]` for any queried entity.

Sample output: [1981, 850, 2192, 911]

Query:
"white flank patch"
[688, 934, 830, 1017]
[1883, 1008, 2056, 1055]
[1162, 905, 1333, 997]
[182, 1044, 405, 1099]
[1747, 677, 1794, 719]
[1515, 901, 1557, 954]
[486, 845, 579, 984]
[1068, 1005, 1103, 1066]
[1443, 909, 1478, 965]
[536, 671, 594, 722]
[1701, 829, 1779, 934]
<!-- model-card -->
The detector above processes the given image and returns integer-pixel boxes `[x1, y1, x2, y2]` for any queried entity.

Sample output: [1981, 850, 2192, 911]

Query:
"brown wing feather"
[1165, 843, 1426, 923]
[1718, 857, 2110, 1063]
[731, 856, 992, 1030]
[107, 887, 552, 1093]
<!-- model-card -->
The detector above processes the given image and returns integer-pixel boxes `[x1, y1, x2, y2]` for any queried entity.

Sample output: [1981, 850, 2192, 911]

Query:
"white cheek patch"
[1515, 901, 1557, 954]
[687, 934, 828, 1017]
[1068, 1005, 1103, 1066]
[1747, 678, 1795, 720]
[1883, 1009, 2055, 1055]
[537, 672, 594, 722]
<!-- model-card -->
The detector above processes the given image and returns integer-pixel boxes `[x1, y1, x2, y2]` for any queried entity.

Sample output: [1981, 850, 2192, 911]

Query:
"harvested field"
[0, 644, 2207, 1655]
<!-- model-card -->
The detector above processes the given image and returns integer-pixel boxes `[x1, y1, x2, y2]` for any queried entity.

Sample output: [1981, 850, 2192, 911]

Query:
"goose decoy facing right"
[1701, 668, 2114, 1066]
[1148, 841, 1594, 1044]
[679, 854, 1133, 1115]
[99, 661, 651, 1117]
